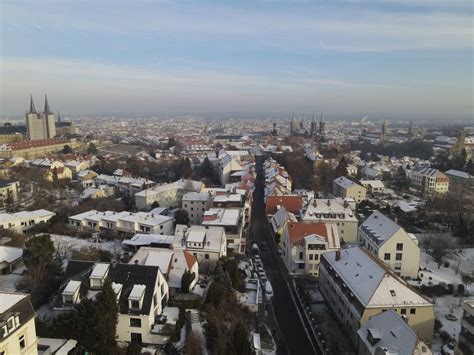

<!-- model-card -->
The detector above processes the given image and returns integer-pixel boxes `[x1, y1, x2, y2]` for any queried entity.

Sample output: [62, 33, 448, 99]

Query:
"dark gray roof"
[64, 261, 159, 315]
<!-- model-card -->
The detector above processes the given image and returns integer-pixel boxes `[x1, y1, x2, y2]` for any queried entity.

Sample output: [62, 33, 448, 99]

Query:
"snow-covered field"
[409, 248, 474, 352]
[50, 234, 123, 257]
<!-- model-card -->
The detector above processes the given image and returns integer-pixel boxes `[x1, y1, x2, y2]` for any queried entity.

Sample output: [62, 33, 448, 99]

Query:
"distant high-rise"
[380, 121, 388, 142]
[26, 95, 56, 140]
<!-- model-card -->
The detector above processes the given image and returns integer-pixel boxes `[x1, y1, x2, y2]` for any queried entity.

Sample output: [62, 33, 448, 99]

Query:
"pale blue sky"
[1, 0, 473, 120]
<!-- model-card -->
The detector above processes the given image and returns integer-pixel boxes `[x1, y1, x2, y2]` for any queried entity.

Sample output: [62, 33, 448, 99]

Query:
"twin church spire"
[29, 94, 52, 114]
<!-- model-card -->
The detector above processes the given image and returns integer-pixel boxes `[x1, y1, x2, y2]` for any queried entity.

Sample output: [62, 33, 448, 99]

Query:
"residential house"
[408, 168, 449, 194]
[360, 180, 385, 194]
[265, 195, 303, 219]
[201, 208, 244, 253]
[129, 247, 199, 294]
[357, 310, 432, 355]
[0, 179, 20, 207]
[270, 207, 297, 239]
[69, 210, 174, 235]
[0, 292, 38, 355]
[300, 198, 359, 243]
[333, 176, 367, 203]
[54, 261, 170, 345]
[182, 192, 212, 225]
[359, 211, 420, 279]
[319, 247, 435, 345]
[95, 174, 155, 197]
[174, 225, 227, 261]
[217, 152, 244, 186]
[135, 179, 204, 210]
[0, 209, 55, 232]
[0, 246, 23, 274]
[282, 222, 340, 276]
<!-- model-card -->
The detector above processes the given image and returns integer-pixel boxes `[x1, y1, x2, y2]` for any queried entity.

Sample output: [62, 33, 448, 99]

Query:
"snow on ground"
[0, 272, 23, 292]
[409, 248, 474, 352]
[50, 234, 123, 257]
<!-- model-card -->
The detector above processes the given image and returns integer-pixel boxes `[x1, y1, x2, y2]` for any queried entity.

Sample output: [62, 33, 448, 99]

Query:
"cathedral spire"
[29, 95, 36, 113]
[44, 94, 52, 114]
[57, 111, 61, 123]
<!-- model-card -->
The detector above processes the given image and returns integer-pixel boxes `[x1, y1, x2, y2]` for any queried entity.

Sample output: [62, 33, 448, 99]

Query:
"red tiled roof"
[265, 195, 303, 216]
[6, 138, 70, 150]
[287, 222, 328, 246]
[183, 251, 197, 269]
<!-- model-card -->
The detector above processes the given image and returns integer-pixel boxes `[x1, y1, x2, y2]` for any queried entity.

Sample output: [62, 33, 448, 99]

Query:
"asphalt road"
[249, 157, 319, 355]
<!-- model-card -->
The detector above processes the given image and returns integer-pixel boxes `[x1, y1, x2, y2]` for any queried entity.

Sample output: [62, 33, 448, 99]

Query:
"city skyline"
[1, 0, 473, 120]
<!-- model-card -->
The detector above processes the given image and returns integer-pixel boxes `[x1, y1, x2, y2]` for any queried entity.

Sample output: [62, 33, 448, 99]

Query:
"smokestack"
[335, 250, 341, 261]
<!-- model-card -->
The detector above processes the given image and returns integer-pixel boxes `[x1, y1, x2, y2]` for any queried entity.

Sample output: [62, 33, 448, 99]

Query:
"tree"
[62, 145, 73, 154]
[175, 209, 190, 225]
[231, 322, 252, 355]
[200, 157, 215, 179]
[22, 234, 62, 305]
[70, 279, 118, 354]
[87, 142, 98, 155]
[181, 270, 195, 293]
[334, 156, 349, 177]
[431, 238, 449, 268]
[461, 272, 474, 289]
[203, 315, 219, 352]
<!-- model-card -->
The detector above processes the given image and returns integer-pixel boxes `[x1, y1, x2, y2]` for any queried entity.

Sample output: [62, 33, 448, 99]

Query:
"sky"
[1, 0, 473, 120]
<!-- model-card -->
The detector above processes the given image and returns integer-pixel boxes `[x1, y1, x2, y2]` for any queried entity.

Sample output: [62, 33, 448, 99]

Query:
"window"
[131, 300, 140, 309]
[396, 243, 403, 251]
[384, 253, 391, 261]
[205, 254, 209, 259]
[396, 253, 402, 261]
[400, 308, 406, 315]
[410, 308, 416, 315]
[314, 254, 319, 260]
[309, 254, 313, 260]
[19, 335, 26, 350]
[130, 318, 141, 327]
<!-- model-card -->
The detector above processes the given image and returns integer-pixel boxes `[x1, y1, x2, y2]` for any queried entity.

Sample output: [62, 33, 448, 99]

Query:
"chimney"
[327, 199, 330, 206]
[134, 259, 139, 265]
[343, 200, 349, 209]
[313, 199, 317, 207]
[335, 250, 341, 261]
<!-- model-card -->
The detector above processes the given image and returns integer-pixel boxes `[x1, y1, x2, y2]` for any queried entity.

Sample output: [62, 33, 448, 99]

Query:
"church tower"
[319, 112, 326, 137]
[310, 113, 317, 139]
[25, 94, 56, 140]
[380, 121, 388, 142]
[290, 114, 297, 135]
[43, 94, 56, 139]
[300, 114, 305, 130]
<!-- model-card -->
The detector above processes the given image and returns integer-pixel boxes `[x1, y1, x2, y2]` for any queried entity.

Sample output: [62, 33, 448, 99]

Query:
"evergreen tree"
[334, 156, 349, 177]
[203, 315, 219, 352]
[62, 145, 73, 154]
[94, 278, 118, 353]
[181, 270, 195, 293]
[231, 322, 252, 355]
[175, 209, 190, 225]
[200, 157, 214, 179]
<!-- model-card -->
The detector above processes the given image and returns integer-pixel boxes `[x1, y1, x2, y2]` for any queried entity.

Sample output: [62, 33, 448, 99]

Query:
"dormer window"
[89, 263, 110, 289]
[128, 284, 146, 312]
[62, 280, 81, 306]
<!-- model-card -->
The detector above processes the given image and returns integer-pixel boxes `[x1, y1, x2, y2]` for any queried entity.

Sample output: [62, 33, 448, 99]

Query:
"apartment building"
[444, 169, 474, 192]
[319, 247, 435, 345]
[135, 179, 204, 210]
[174, 225, 227, 261]
[0, 292, 38, 355]
[281, 222, 340, 276]
[300, 198, 359, 243]
[217, 152, 244, 186]
[0, 179, 20, 207]
[182, 192, 212, 224]
[359, 211, 420, 279]
[201, 208, 243, 253]
[333, 176, 367, 203]
[95, 174, 155, 197]
[359, 180, 385, 194]
[54, 261, 169, 345]
[457, 300, 474, 355]
[0, 209, 55, 232]
[129, 247, 199, 294]
[408, 168, 449, 194]
[263, 158, 292, 200]
[69, 210, 174, 235]
[357, 310, 432, 355]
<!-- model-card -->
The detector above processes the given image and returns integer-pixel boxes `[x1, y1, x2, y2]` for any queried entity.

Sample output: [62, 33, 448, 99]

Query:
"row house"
[319, 247, 435, 345]
[54, 261, 169, 345]
[263, 158, 292, 200]
[359, 211, 420, 279]
[0, 209, 55, 232]
[69, 210, 174, 235]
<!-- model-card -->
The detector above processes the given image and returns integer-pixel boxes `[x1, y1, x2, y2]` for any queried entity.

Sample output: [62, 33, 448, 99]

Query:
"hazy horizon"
[1, 1, 473, 121]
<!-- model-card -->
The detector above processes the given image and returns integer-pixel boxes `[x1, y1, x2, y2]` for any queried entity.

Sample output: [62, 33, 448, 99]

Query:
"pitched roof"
[265, 195, 303, 216]
[286, 222, 328, 246]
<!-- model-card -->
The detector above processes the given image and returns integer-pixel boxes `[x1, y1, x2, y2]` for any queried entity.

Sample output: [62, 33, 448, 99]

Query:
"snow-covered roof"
[90, 263, 109, 279]
[202, 208, 241, 226]
[62, 280, 81, 295]
[182, 191, 210, 202]
[322, 247, 431, 308]
[122, 234, 174, 247]
[334, 176, 359, 189]
[301, 198, 357, 222]
[357, 310, 418, 354]
[129, 284, 146, 300]
[360, 180, 385, 189]
[0, 292, 28, 313]
[0, 246, 23, 263]
[360, 211, 401, 245]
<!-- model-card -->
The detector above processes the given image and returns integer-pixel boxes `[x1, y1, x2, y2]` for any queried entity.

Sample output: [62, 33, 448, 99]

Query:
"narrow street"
[249, 157, 320, 355]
